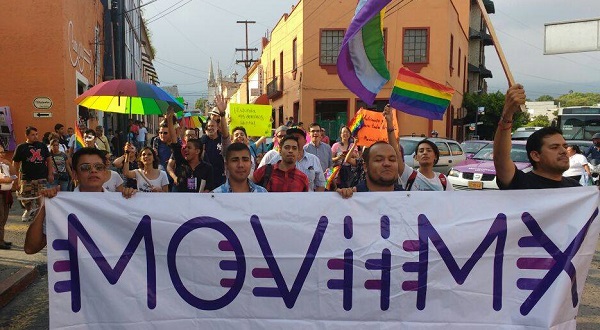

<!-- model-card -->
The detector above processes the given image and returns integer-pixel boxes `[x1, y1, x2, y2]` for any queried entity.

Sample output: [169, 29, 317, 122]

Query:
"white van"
[511, 126, 543, 140]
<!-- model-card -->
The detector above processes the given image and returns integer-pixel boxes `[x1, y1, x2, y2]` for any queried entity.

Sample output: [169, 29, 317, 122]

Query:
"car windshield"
[400, 140, 419, 155]
[461, 141, 487, 153]
[473, 144, 529, 163]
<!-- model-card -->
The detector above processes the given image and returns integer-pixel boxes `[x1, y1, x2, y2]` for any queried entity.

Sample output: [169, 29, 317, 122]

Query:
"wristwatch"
[219, 112, 225, 117]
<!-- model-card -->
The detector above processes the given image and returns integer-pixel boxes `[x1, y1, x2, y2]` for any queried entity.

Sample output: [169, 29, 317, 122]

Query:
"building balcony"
[469, 63, 493, 79]
[267, 77, 282, 100]
[469, 28, 494, 46]
[471, 0, 495, 14]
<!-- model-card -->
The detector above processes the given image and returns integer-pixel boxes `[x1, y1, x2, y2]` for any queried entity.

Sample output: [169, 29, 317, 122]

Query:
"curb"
[0, 264, 43, 309]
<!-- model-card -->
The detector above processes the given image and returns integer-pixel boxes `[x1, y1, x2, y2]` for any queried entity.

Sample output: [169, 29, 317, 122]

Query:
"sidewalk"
[0, 197, 47, 308]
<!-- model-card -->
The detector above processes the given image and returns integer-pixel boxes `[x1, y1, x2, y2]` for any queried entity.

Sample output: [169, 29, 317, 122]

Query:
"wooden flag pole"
[475, 0, 526, 111]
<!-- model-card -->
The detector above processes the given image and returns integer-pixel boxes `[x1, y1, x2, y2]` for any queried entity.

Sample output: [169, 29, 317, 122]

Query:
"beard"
[367, 171, 397, 187]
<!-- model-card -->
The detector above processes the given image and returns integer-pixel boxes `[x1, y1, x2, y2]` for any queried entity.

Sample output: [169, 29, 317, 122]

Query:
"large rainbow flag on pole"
[389, 67, 456, 120]
[337, 0, 391, 105]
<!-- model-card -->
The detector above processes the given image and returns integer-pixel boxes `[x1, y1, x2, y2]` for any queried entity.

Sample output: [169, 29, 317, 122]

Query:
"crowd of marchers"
[0, 86, 589, 253]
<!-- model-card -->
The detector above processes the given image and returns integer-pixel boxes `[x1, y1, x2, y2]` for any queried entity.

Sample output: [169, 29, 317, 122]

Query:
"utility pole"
[236, 20, 258, 104]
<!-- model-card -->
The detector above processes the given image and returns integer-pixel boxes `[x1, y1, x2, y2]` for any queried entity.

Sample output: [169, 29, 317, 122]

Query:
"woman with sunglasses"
[122, 146, 169, 192]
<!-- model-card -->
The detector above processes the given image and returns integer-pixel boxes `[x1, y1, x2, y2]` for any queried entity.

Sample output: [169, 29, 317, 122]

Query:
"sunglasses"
[276, 134, 286, 138]
[79, 163, 106, 172]
[159, 132, 169, 135]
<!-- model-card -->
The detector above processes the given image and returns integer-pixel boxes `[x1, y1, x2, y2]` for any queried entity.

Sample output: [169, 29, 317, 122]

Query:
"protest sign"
[229, 103, 272, 137]
[354, 108, 398, 147]
[46, 188, 599, 329]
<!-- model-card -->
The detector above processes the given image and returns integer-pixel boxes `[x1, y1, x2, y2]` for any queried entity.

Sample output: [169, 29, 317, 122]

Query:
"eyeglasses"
[79, 163, 106, 172]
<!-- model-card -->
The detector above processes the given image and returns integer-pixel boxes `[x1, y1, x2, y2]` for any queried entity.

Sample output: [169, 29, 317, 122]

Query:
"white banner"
[46, 188, 600, 329]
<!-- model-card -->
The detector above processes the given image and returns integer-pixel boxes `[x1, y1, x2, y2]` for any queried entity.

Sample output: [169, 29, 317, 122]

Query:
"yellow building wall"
[262, 0, 470, 139]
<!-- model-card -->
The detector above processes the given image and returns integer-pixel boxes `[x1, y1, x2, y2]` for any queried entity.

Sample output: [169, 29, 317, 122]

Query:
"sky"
[143, 0, 600, 106]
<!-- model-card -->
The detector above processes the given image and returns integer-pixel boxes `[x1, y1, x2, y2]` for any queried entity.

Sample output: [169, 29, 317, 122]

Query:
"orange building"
[0, 1, 104, 148]
[234, 0, 470, 142]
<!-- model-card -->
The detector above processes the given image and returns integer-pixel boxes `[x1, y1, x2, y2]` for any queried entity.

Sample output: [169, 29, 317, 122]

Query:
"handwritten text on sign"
[229, 103, 272, 137]
[46, 188, 599, 329]
[355, 108, 399, 147]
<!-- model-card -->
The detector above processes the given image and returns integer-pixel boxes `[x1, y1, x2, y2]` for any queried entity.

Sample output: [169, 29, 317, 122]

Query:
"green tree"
[556, 92, 600, 107]
[527, 115, 550, 127]
[536, 95, 554, 102]
[462, 90, 529, 140]
[195, 98, 207, 110]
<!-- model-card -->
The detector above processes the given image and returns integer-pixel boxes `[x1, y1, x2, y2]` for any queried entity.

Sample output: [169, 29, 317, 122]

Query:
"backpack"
[405, 169, 447, 191]
[258, 164, 273, 189]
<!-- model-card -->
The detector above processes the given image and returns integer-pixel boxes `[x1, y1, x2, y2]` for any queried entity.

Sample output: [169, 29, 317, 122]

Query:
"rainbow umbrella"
[74, 79, 184, 115]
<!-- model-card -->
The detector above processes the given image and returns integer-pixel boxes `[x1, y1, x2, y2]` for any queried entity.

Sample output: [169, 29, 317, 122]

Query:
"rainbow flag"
[348, 112, 365, 137]
[389, 67, 456, 120]
[325, 166, 341, 190]
[73, 123, 85, 151]
[337, 0, 391, 105]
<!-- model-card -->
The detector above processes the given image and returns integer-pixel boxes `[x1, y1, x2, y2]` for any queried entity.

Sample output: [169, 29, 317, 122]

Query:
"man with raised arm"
[493, 84, 579, 189]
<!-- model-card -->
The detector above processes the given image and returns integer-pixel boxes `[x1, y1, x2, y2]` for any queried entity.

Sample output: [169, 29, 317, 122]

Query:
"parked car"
[461, 140, 490, 158]
[511, 126, 543, 140]
[400, 137, 466, 174]
[447, 141, 532, 190]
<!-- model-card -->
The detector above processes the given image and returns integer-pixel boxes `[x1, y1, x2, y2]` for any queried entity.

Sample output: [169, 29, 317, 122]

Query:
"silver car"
[400, 137, 466, 174]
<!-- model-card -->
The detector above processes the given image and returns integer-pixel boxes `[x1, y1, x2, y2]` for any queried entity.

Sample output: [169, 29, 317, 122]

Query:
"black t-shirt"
[171, 143, 214, 192]
[499, 168, 581, 190]
[12, 141, 50, 180]
[200, 133, 226, 187]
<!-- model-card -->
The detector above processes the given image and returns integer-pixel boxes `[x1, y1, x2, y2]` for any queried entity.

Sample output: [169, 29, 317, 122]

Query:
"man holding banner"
[494, 85, 580, 189]
[24, 148, 136, 254]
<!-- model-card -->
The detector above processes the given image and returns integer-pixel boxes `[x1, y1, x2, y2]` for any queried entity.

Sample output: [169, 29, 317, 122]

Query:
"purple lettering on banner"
[327, 249, 353, 311]
[51, 214, 156, 312]
[365, 248, 391, 310]
[251, 215, 328, 308]
[518, 208, 598, 315]
[167, 216, 245, 310]
[414, 213, 507, 311]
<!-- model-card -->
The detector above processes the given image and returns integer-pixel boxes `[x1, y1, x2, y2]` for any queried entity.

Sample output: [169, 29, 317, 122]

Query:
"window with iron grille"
[320, 30, 345, 65]
[403, 28, 428, 63]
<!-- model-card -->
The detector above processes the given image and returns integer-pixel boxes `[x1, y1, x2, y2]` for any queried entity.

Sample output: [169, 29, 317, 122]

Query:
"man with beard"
[337, 141, 404, 198]
[494, 84, 579, 189]
[201, 95, 230, 187]
[253, 135, 309, 192]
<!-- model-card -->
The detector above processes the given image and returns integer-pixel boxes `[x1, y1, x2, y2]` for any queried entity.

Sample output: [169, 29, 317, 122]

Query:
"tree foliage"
[195, 98, 208, 110]
[527, 115, 550, 127]
[536, 95, 554, 102]
[556, 92, 600, 107]
[462, 91, 529, 140]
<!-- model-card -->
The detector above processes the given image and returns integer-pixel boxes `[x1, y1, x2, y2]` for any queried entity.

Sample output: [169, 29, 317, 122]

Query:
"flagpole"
[475, 0, 526, 112]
